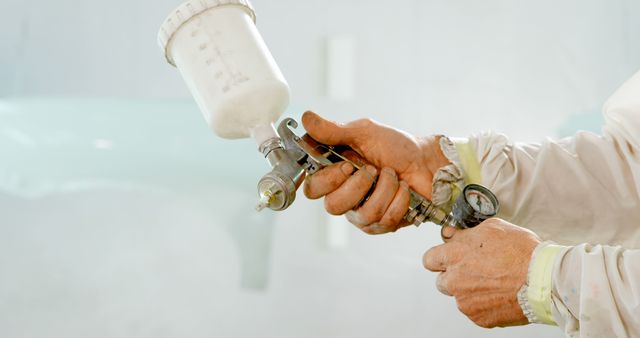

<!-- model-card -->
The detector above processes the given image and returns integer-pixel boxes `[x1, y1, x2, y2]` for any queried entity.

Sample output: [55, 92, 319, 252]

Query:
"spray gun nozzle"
[255, 191, 273, 211]
[256, 168, 302, 212]
[255, 120, 308, 213]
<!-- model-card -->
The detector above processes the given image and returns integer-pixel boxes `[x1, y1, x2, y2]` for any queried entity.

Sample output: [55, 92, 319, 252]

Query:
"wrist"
[418, 135, 451, 177]
[517, 241, 570, 325]
[418, 135, 465, 210]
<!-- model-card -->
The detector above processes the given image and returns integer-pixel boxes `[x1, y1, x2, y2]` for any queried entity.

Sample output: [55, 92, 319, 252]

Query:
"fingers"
[423, 243, 461, 272]
[345, 210, 376, 232]
[305, 161, 407, 234]
[436, 272, 453, 296]
[324, 165, 378, 215]
[341, 149, 370, 168]
[356, 168, 399, 225]
[344, 169, 411, 235]
[304, 162, 354, 199]
[441, 225, 458, 243]
[302, 111, 355, 146]
[423, 244, 447, 272]
[357, 178, 411, 234]
[378, 181, 411, 229]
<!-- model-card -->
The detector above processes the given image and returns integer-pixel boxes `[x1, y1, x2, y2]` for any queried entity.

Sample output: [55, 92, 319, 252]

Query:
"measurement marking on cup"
[198, 26, 250, 94]
[232, 73, 250, 85]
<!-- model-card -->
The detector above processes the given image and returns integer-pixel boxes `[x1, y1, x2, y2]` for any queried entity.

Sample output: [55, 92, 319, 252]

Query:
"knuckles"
[475, 318, 497, 329]
[469, 314, 498, 329]
[455, 297, 499, 329]
[353, 118, 374, 127]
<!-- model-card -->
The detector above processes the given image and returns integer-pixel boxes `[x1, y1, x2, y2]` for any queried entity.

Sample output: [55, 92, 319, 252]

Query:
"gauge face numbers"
[465, 189, 497, 216]
[452, 184, 500, 228]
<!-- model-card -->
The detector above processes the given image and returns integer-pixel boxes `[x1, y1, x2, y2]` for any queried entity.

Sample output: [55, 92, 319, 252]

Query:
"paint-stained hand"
[423, 218, 541, 328]
[301, 111, 450, 234]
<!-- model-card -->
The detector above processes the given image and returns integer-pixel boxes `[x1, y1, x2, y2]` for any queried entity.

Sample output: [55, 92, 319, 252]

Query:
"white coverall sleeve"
[446, 70, 640, 336]
[549, 243, 640, 337]
[460, 71, 640, 247]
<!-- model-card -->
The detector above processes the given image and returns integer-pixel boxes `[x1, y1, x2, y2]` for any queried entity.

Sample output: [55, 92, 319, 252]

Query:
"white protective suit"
[443, 70, 640, 337]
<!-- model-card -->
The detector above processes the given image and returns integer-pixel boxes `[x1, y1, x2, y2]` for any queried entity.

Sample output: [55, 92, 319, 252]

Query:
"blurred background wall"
[2, 0, 640, 138]
[0, 0, 639, 337]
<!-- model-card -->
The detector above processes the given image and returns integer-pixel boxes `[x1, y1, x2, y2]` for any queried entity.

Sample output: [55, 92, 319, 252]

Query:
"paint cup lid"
[158, 0, 256, 66]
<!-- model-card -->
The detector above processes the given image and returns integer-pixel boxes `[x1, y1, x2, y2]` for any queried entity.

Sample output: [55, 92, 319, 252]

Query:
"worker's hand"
[301, 111, 450, 234]
[423, 218, 541, 328]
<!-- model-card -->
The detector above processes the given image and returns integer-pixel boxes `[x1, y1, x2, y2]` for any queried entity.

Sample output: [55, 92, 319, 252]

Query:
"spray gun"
[159, 0, 499, 230]
[254, 118, 499, 229]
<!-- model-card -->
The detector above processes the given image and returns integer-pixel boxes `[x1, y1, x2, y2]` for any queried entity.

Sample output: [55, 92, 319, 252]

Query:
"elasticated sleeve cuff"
[517, 242, 569, 325]
[452, 138, 482, 185]
[431, 136, 465, 210]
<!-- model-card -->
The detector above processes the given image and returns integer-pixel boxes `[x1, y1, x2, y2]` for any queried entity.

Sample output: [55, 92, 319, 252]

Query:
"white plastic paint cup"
[159, 0, 290, 144]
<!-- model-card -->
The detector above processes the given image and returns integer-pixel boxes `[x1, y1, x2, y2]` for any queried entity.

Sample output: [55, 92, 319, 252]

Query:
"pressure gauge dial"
[451, 184, 500, 229]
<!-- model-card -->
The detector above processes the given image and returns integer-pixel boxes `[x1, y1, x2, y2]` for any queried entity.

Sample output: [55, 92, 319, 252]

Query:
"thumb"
[301, 111, 355, 146]
[441, 225, 459, 243]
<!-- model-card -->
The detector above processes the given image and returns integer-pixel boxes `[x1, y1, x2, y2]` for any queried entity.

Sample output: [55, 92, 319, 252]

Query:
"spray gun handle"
[257, 118, 499, 230]
[303, 140, 502, 229]
[298, 139, 459, 228]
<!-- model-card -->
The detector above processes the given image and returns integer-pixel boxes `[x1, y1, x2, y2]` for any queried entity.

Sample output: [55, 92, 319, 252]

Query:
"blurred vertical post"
[325, 35, 356, 100]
